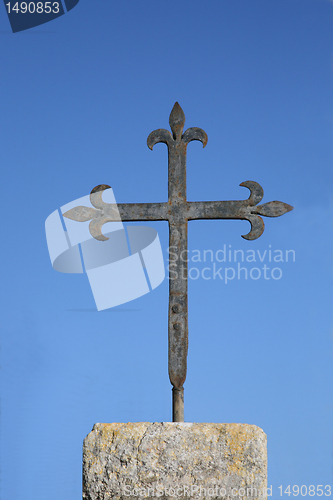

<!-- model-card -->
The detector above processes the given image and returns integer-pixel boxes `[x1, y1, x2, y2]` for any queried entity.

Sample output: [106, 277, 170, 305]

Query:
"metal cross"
[64, 102, 293, 422]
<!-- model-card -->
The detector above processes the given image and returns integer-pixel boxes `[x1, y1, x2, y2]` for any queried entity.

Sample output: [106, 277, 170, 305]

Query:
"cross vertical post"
[147, 103, 208, 421]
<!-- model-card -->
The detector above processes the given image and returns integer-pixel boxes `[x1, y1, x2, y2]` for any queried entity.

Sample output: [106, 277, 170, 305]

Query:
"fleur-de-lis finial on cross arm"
[63, 102, 293, 422]
[63, 184, 120, 241]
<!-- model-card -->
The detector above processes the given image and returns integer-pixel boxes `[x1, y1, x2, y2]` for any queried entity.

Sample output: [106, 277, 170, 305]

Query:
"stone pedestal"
[83, 423, 267, 500]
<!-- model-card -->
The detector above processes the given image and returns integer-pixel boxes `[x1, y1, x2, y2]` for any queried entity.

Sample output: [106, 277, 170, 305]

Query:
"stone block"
[83, 422, 267, 500]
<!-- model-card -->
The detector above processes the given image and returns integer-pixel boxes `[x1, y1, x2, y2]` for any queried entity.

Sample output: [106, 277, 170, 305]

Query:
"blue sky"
[1, 0, 333, 499]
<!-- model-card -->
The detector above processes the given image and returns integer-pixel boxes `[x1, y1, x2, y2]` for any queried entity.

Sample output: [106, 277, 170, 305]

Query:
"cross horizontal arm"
[64, 190, 292, 242]
[186, 200, 265, 240]
[186, 198, 292, 240]
[187, 200, 249, 220]
[117, 203, 168, 221]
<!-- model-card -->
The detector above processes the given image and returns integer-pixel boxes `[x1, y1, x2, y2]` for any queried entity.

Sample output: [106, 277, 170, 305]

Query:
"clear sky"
[1, 0, 333, 499]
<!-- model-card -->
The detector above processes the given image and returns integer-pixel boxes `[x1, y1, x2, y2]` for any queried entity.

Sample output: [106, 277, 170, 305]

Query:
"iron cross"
[64, 102, 293, 422]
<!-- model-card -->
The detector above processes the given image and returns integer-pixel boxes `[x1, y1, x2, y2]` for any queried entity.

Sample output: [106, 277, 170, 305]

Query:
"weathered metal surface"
[63, 102, 293, 422]
[147, 103, 208, 413]
[117, 203, 168, 221]
[172, 387, 184, 422]
[64, 183, 292, 242]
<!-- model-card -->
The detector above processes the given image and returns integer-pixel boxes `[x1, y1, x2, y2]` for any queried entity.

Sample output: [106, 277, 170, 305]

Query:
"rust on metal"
[63, 102, 293, 422]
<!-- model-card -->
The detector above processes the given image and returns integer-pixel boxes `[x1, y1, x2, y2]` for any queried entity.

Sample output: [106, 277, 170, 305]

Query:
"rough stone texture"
[83, 423, 267, 500]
